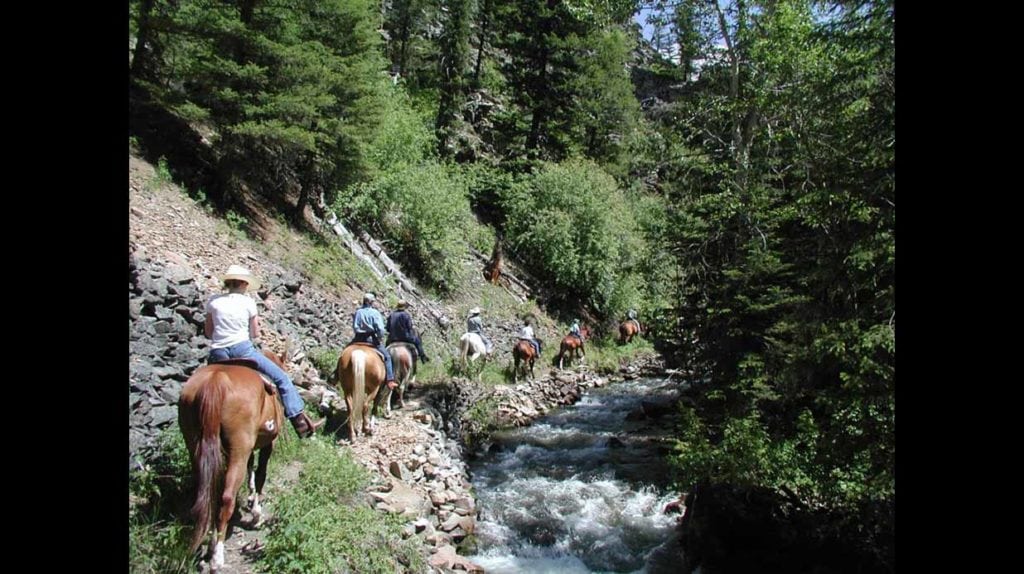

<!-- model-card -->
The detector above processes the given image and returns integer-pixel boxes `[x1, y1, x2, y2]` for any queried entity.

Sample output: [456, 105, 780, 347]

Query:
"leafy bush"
[335, 86, 474, 292]
[129, 426, 194, 574]
[339, 163, 472, 291]
[499, 159, 647, 318]
[308, 347, 341, 380]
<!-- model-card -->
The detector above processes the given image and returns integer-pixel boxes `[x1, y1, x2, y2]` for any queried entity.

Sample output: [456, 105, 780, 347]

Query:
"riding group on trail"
[177, 263, 645, 568]
[178, 265, 433, 568]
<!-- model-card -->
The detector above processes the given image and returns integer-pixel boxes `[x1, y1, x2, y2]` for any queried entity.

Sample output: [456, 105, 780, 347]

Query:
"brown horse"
[335, 343, 387, 441]
[483, 237, 504, 284]
[376, 343, 416, 419]
[619, 319, 642, 344]
[557, 326, 591, 369]
[178, 350, 287, 570]
[513, 339, 539, 383]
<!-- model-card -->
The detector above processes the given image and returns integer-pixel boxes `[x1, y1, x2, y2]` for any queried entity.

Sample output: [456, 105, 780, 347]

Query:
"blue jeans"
[209, 340, 304, 419]
[352, 333, 394, 382]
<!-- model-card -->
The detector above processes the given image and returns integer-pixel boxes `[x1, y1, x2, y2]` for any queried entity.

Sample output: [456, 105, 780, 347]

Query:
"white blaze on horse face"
[249, 470, 256, 493]
[264, 419, 275, 432]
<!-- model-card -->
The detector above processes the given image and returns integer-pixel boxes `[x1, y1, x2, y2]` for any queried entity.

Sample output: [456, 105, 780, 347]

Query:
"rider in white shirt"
[518, 319, 541, 356]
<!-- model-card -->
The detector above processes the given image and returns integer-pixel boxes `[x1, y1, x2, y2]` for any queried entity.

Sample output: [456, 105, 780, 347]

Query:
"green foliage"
[260, 439, 425, 573]
[329, 84, 483, 292]
[308, 347, 341, 380]
[129, 426, 194, 574]
[129, 516, 193, 574]
[568, 28, 642, 176]
[131, 0, 390, 212]
[460, 162, 523, 223]
[382, 0, 443, 93]
[339, 162, 472, 291]
[492, 0, 590, 158]
[364, 84, 435, 174]
[435, 0, 474, 156]
[584, 336, 657, 374]
[499, 159, 647, 318]
[129, 426, 192, 512]
[151, 156, 173, 188]
[660, 0, 895, 517]
[225, 210, 248, 234]
[462, 396, 503, 449]
[291, 235, 387, 296]
[672, 407, 820, 497]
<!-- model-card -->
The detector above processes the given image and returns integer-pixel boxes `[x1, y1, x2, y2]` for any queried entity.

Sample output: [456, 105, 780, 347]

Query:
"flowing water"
[466, 376, 684, 573]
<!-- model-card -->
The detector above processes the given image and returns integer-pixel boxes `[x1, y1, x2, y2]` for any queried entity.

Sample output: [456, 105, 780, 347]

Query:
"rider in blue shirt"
[350, 293, 396, 388]
[386, 299, 429, 363]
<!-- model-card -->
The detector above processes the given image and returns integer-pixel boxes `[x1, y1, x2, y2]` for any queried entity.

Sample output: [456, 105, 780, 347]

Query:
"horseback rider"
[626, 308, 641, 331]
[385, 299, 430, 363]
[466, 307, 493, 353]
[349, 293, 397, 389]
[204, 265, 324, 438]
[569, 319, 583, 341]
[519, 317, 542, 357]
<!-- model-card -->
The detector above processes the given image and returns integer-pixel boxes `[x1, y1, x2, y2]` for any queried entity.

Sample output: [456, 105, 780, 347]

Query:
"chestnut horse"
[178, 350, 287, 570]
[513, 339, 538, 383]
[483, 238, 504, 284]
[376, 343, 416, 419]
[335, 343, 387, 441]
[619, 319, 642, 344]
[557, 326, 591, 369]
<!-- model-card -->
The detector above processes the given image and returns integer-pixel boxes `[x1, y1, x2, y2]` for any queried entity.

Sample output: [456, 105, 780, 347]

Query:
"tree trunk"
[397, 4, 412, 76]
[130, 0, 156, 80]
[526, 0, 559, 154]
[472, 0, 492, 89]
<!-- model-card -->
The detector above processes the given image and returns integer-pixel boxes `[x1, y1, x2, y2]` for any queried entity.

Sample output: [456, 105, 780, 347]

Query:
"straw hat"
[222, 265, 260, 292]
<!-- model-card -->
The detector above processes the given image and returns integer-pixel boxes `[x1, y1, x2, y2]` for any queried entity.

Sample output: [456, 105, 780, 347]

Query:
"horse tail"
[459, 335, 468, 365]
[397, 347, 411, 380]
[352, 350, 366, 433]
[189, 373, 226, 552]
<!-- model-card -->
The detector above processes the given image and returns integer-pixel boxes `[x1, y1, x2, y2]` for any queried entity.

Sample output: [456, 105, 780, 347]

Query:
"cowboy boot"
[290, 412, 325, 438]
